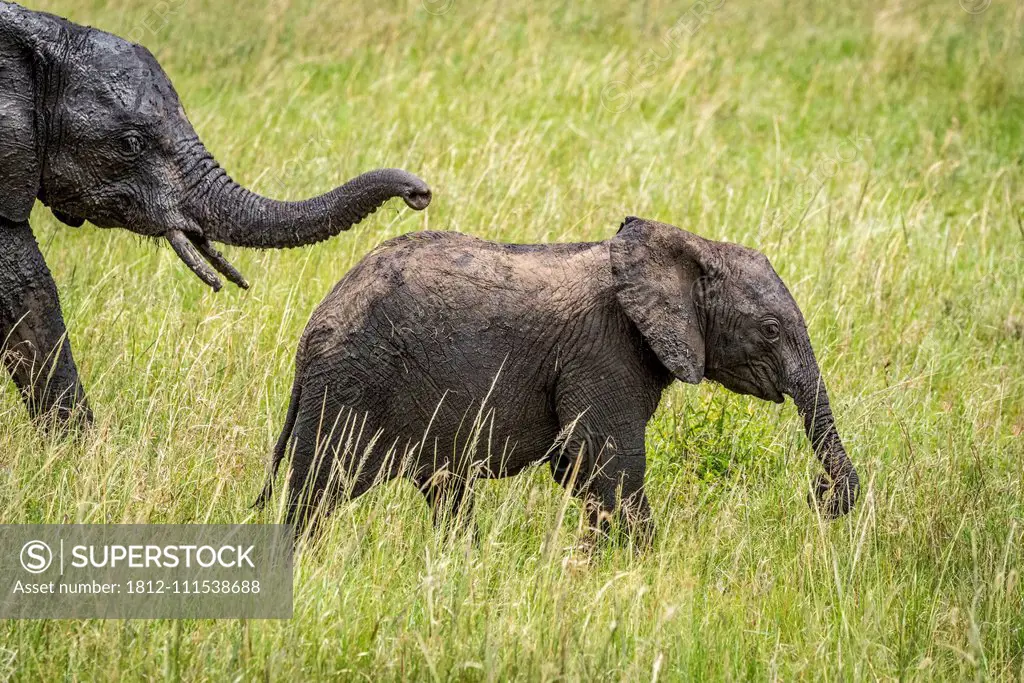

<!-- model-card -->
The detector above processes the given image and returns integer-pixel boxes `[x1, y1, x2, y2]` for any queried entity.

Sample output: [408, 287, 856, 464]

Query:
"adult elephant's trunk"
[788, 347, 859, 518]
[187, 158, 431, 250]
[162, 140, 431, 289]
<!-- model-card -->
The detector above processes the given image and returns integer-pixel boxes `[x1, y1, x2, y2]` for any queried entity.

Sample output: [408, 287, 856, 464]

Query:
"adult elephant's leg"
[0, 220, 91, 429]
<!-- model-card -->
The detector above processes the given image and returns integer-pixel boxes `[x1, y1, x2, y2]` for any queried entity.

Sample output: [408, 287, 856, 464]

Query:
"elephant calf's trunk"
[793, 374, 859, 518]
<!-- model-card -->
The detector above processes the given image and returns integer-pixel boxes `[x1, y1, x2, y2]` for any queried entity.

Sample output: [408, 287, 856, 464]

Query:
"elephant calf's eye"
[119, 132, 145, 157]
[761, 318, 781, 341]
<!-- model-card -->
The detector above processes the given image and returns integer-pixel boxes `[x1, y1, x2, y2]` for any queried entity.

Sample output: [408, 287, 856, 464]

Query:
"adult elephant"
[0, 2, 431, 428]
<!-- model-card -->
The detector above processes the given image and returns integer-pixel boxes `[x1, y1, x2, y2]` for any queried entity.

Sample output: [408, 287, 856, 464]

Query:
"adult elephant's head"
[0, 3, 431, 290]
[610, 217, 859, 518]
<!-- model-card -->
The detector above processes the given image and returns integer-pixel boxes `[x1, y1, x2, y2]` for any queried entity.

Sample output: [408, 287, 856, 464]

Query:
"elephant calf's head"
[0, 3, 431, 290]
[610, 217, 859, 518]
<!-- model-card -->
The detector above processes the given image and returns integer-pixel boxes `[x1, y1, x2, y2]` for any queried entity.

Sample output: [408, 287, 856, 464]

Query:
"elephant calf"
[256, 218, 860, 540]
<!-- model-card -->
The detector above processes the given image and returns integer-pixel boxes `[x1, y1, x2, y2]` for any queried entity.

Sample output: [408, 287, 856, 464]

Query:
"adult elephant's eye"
[119, 131, 145, 157]
[761, 318, 781, 341]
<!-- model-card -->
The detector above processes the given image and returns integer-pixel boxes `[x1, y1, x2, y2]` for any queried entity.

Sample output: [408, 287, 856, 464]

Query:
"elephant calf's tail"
[252, 378, 302, 510]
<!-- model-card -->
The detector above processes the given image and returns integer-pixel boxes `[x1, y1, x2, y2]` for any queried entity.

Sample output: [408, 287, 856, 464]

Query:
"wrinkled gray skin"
[255, 218, 859, 542]
[0, 2, 431, 428]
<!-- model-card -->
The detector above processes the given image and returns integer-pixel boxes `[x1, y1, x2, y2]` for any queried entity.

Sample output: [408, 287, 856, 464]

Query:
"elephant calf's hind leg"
[416, 474, 475, 537]
[0, 220, 91, 429]
[284, 400, 391, 540]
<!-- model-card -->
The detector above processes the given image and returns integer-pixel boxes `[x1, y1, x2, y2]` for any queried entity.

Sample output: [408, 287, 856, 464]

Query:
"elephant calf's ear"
[609, 218, 711, 385]
[0, 38, 40, 223]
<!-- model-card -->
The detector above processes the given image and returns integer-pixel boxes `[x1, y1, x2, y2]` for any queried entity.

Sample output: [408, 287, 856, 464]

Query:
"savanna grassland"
[1, 0, 1023, 679]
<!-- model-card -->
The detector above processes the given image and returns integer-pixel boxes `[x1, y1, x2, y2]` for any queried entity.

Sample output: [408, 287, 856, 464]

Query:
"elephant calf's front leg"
[0, 220, 91, 429]
[552, 418, 655, 547]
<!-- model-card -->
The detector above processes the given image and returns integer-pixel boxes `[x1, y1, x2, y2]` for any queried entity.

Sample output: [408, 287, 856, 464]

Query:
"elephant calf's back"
[295, 232, 608, 474]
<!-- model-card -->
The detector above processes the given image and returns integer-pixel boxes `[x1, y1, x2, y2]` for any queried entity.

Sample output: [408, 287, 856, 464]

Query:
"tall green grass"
[1, 0, 1022, 679]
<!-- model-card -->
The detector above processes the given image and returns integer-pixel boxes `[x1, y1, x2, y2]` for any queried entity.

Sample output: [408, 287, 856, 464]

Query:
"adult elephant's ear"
[610, 218, 719, 385]
[0, 17, 41, 224]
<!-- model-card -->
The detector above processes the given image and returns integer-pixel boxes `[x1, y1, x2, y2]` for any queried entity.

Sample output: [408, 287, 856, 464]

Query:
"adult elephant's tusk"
[166, 229, 223, 291]
[187, 234, 249, 290]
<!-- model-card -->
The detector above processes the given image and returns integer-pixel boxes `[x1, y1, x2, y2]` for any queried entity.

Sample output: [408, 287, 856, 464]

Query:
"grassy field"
[2, 0, 1023, 679]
